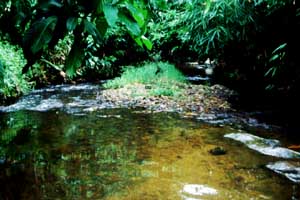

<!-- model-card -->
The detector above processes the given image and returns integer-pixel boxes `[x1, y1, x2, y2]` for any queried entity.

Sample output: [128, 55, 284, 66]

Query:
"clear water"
[0, 84, 297, 200]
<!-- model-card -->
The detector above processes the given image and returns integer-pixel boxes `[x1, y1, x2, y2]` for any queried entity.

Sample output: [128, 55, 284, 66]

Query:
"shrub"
[0, 39, 31, 100]
[104, 62, 186, 88]
[103, 62, 186, 96]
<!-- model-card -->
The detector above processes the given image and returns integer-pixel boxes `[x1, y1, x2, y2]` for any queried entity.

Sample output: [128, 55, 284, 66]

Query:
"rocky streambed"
[97, 83, 234, 113]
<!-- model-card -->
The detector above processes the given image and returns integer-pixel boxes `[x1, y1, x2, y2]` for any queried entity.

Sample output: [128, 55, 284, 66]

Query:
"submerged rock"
[266, 161, 300, 183]
[180, 184, 218, 200]
[209, 146, 227, 155]
[224, 133, 300, 159]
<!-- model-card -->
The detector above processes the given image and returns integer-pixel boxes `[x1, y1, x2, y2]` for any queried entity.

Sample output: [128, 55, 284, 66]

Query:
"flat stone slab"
[224, 133, 300, 159]
[267, 161, 300, 183]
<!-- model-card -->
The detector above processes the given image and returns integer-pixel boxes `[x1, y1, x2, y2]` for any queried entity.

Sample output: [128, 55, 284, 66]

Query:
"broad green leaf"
[141, 35, 153, 50]
[84, 20, 102, 43]
[65, 38, 85, 77]
[26, 16, 58, 54]
[103, 3, 119, 27]
[118, 13, 141, 36]
[125, 3, 145, 27]
[66, 17, 78, 31]
[96, 16, 108, 37]
[134, 38, 143, 47]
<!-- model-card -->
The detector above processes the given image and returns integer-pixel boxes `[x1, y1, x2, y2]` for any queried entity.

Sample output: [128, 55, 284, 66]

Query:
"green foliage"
[185, 0, 252, 57]
[0, 0, 157, 78]
[80, 24, 150, 80]
[104, 62, 186, 96]
[104, 62, 185, 88]
[148, 1, 195, 62]
[0, 39, 31, 99]
[265, 43, 287, 78]
[25, 16, 58, 54]
[184, 0, 299, 95]
[0, 0, 36, 41]
[185, 0, 294, 57]
[29, 0, 153, 77]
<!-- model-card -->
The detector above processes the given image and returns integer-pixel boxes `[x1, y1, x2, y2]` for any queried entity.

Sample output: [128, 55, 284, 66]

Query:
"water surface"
[0, 84, 297, 199]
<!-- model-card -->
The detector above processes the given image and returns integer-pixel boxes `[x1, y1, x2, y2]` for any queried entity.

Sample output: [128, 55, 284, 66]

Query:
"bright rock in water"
[224, 133, 300, 159]
[266, 161, 300, 183]
[181, 184, 218, 199]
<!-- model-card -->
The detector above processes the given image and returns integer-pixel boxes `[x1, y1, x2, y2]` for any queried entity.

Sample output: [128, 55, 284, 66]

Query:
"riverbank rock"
[224, 133, 300, 159]
[266, 161, 300, 183]
[209, 146, 227, 155]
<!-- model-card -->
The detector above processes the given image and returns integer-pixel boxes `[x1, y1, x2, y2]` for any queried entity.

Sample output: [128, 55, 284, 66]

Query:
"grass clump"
[0, 39, 31, 100]
[103, 62, 187, 96]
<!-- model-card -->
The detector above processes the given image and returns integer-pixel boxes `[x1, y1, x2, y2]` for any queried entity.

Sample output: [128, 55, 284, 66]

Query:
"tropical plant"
[0, 0, 162, 78]
[25, 0, 157, 76]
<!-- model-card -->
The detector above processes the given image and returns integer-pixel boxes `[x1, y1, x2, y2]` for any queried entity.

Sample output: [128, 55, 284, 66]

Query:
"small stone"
[209, 146, 227, 155]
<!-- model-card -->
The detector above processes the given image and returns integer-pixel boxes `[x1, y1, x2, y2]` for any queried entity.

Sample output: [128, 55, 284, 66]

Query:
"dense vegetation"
[0, 0, 299, 110]
[0, 39, 29, 100]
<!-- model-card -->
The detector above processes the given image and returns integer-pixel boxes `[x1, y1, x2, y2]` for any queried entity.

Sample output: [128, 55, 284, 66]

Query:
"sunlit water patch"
[0, 84, 299, 199]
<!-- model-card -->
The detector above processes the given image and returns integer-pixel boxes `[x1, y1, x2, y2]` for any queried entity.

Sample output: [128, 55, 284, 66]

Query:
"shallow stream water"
[0, 84, 298, 199]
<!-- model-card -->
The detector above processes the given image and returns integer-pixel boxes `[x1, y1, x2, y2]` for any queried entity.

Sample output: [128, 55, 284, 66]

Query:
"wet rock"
[224, 133, 300, 159]
[180, 184, 218, 199]
[209, 147, 227, 155]
[266, 161, 300, 183]
[0, 82, 234, 117]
